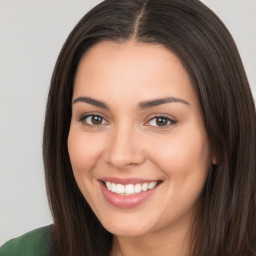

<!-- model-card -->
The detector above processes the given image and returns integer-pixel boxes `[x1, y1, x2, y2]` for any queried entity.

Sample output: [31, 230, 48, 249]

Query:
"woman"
[1, 0, 255, 255]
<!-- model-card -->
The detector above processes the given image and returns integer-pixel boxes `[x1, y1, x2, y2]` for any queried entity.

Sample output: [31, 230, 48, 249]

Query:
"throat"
[110, 232, 190, 256]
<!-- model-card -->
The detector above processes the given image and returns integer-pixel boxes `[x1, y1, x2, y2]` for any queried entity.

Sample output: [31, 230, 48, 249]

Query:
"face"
[68, 40, 213, 238]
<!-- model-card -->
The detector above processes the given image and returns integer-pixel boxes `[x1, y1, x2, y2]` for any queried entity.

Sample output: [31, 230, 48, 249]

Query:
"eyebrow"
[72, 96, 189, 109]
[73, 96, 109, 109]
[138, 97, 190, 109]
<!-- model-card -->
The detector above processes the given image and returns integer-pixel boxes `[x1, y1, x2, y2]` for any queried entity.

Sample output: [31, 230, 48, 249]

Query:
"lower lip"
[99, 181, 159, 208]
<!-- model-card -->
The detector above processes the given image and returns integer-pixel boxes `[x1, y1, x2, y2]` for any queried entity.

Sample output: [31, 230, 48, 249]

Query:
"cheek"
[67, 130, 106, 207]
[67, 131, 104, 174]
[149, 129, 211, 178]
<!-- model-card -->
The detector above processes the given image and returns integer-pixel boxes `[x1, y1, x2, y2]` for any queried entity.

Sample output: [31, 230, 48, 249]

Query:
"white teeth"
[148, 182, 157, 189]
[134, 184, 142, 193]
[112, 183, 116, 193]
[106, 181, 111, 190]
[116, 184, 124, 194]
[104, 181, 158, 195]
[142, 183, 148, 192]
[125, 184, 134, 194]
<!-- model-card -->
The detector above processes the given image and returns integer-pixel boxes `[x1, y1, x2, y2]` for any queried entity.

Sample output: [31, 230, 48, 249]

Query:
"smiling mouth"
[100, 180, 162, 196]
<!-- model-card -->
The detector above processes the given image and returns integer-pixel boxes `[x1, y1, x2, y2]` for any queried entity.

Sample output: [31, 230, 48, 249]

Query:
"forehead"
[77, 40, 185, 76]
[73, 40, 197, 108]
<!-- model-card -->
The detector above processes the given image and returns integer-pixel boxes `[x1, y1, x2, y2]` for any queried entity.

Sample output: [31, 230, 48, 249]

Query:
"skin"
[68, 40, 214, 256]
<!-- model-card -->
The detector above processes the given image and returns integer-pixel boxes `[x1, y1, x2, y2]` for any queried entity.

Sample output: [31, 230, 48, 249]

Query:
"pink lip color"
[98, 179, 160, 209]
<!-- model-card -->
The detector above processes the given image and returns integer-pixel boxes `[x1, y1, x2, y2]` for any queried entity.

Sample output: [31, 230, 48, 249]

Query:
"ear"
[212, 154, 217, 165]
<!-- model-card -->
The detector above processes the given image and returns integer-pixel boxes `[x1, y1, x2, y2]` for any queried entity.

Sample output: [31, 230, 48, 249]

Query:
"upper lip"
[98, 177, 161, 185]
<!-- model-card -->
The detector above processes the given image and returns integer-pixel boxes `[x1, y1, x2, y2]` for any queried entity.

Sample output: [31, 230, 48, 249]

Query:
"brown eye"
[91, 115, 103, 125]
[80, 115, 108, 126]
[147, 116, 176, 127]
[155, 117, 169, 126]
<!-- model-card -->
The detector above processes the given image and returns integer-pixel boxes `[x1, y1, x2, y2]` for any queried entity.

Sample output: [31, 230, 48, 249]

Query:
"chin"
[100, 215, 153, 237]
[108, 226, 149, 238]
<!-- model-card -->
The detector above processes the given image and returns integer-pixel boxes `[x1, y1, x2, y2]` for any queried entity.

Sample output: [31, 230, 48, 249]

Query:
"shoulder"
[0, 225, 52, 256]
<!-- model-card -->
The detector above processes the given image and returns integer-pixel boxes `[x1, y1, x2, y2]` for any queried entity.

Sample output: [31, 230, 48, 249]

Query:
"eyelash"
[78, 114, 109, 127]
[145, 115, 177, 128]
[78, 114, 177, 128]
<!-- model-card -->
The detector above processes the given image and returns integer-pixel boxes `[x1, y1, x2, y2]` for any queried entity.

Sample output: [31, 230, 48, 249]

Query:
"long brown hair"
[43, 0, 256, 255]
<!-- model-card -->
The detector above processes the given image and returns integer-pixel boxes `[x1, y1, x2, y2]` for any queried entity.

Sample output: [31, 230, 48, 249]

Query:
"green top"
[0, 225, 52, 256]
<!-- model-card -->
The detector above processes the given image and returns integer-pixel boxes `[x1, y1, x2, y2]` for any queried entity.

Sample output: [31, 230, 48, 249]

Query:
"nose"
[104, 125, 145, 170]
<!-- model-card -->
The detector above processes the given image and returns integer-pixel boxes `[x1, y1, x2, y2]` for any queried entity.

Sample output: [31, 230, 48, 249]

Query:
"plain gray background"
[0, 0, 255, 246]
